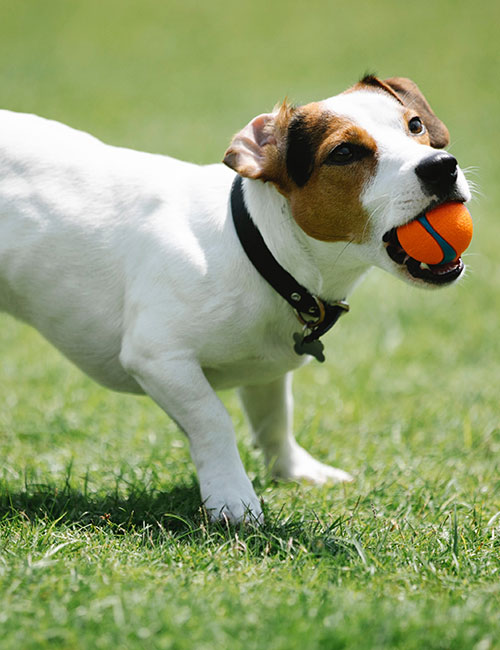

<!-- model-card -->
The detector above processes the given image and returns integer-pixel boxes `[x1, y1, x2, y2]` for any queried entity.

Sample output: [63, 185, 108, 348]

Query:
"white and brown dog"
[0, 76, 470, 522]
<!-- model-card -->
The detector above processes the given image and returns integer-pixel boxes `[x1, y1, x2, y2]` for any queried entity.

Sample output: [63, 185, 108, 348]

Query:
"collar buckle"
[294, 295, 326, 328]
[295, 298, 349, 329]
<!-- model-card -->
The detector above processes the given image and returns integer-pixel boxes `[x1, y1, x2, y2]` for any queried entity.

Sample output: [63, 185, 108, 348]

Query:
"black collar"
[230, 175, 349, 362]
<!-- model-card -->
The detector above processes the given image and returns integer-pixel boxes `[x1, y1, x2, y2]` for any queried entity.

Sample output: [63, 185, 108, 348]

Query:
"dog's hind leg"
[239, 373, 353, 485]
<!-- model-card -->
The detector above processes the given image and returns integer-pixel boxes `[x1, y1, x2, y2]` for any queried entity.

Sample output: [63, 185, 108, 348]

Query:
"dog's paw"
[271, 442, 353, 485]
[200, 476, 263, 525]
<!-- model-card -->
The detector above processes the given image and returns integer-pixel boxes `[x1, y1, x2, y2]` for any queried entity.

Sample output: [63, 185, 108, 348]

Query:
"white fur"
[0, 89, 470, 523]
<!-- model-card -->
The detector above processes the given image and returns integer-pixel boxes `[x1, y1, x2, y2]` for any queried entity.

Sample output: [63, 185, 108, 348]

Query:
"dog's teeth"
[403, 255, 410, 264]
[419, 262, 430, 270]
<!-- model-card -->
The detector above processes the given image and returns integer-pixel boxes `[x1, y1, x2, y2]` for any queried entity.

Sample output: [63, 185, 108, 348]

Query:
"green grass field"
[1, 1, 500, 648]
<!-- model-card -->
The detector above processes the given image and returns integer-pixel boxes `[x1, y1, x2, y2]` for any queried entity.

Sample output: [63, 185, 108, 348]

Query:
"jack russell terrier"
[0, 76, 471, 523]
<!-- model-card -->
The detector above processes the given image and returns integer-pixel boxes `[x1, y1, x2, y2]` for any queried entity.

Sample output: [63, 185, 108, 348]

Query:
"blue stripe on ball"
[417, 215, 457, 264]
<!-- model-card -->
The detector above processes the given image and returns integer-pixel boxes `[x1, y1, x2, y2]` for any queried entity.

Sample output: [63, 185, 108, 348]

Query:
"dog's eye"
[324, 143, 367, 166]
[409, 116, 426, 135]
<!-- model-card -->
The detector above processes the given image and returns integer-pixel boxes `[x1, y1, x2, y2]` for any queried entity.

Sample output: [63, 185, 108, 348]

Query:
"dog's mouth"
[382, 225, 464, 286]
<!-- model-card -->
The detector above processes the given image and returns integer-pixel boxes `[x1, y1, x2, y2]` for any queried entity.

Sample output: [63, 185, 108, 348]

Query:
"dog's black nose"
[415, 152, 458, 196]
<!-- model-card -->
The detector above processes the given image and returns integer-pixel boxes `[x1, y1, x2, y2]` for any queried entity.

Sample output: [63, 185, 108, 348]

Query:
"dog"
[0, 76, 470, 523]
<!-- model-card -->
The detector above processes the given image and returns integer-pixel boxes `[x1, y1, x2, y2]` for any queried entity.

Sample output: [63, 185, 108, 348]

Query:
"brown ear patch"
[383, 77, 450, 149]
[354, 75, 450, 149]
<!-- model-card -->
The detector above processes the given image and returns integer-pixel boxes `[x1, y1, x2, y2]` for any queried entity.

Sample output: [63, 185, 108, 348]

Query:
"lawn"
[1, 1, 500, 648]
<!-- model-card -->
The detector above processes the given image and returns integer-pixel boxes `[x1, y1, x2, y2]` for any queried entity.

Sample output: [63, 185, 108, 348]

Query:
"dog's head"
[223, 76, 471, 287]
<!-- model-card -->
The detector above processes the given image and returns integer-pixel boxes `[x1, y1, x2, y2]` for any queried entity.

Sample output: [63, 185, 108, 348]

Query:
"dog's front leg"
[239, 373, 353, 484]
[120, 349, 262, 523]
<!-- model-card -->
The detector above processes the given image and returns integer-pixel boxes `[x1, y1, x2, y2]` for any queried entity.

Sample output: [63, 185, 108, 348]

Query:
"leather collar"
[230, 175, 349, 362]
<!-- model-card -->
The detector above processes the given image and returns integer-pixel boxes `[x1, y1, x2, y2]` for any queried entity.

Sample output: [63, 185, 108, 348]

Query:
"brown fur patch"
[283, 107, 378, 243]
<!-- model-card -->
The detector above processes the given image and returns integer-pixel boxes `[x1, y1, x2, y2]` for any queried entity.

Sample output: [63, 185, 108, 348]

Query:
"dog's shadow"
[0, 479, 361, 562]
[0, 479, 204, 535]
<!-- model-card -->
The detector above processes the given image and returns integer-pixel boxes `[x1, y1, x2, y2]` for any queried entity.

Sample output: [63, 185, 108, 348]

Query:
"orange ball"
[396, 203, 473, 265]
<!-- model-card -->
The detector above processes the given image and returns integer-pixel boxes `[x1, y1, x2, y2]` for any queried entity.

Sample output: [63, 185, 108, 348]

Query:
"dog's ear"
[383, 77, 450, 149]
[223, 103, 294, 181]
[223, 113, 277, 179]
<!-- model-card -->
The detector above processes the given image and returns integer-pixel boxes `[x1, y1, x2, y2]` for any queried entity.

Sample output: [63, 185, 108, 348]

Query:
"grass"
[1, 0, 500, 648]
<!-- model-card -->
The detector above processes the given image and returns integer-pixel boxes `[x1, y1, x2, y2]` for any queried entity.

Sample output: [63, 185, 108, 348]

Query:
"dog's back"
[0, 110, 236, 391]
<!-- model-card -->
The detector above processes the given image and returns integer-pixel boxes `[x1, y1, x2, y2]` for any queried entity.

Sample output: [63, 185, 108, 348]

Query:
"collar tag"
[293, 332, 326, 363]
